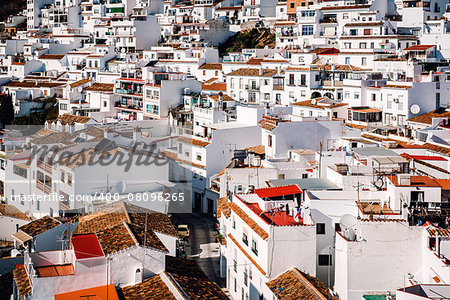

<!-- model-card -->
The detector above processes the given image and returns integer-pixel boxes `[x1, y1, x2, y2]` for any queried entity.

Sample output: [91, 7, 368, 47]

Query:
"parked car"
[177, 224, 190, 239]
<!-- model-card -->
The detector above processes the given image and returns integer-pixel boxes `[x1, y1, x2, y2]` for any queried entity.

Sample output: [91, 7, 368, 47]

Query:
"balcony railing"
[37, 159, 52, 174]
[245, 84, 259, 91]
[36, 180, 51, 194]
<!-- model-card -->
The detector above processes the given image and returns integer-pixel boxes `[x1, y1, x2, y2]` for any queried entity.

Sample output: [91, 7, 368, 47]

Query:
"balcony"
[245, 84, 259, 91]
[37, 159, 52, 174]
[36, 180, 51, 194]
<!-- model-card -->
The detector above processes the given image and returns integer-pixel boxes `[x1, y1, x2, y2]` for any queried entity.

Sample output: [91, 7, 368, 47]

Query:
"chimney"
[104, 128, 113, 140]
[133, 126, 141, 142]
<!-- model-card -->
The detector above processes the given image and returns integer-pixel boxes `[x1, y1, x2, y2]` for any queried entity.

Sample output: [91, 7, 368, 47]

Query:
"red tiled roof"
[387, 175, 441, 187]
[13, 265, 32, 297]
[120, 275, 175, 300]
[404, 45, 435, 51]
[165, 256, 228, 299]
[254, 185, 302, 198]
[39, 54, 65, 60]
[35, 264, 74, 277]
[202, 82, 226, 91]
[266, 268, 338, 300]
[228, 200, 269, 239]
[199, 63, 222, 70]
[177, 136, 210, 147]
[436, 179, 450, 190]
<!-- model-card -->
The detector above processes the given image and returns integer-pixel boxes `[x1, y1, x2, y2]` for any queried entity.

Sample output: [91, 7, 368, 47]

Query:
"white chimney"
[133, 126, 141, 142]
[104, 128, 113, 140]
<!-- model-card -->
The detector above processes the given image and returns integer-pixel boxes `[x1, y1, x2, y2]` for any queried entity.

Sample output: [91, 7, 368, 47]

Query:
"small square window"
[318, 254, 332, 266]
[316, 223, 325, 235]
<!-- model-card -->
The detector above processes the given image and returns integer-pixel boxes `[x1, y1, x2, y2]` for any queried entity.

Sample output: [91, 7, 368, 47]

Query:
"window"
[344, 92, 350, 99]
[300, 74, 306, 86]
[359, 42, 367, 49]
[436, 93, 441, 109]
[316, 223, 325, 234]
[302, 25, 314, 36]
[354, 92, 360, 99]
[197, 154, 202, 161]
[318, 254, 332, 266]
[344, 43, 351, 49]
[268, 135, 272, 147]
[343, 13, 348, 19]
[290, 2, 294, 8]
[68, 174, 72, 186]
[361, 58, 367, 66]
[350, 29, 357, 36]
[61, 171, 65, 182]
[251, 239, 258, 256]
[345, 57, 350, 65]
[60, 103, 67, 110]
[232, 217, 236, 229]
[103, 101, 107, 108]
[364, 29, 372, 35]
[178, 144, 182, 154]
[234, 277, 237, 292]
[242, 232, 248, 245]
[302, 173, 308, 179]
[371, 94, 376, 101]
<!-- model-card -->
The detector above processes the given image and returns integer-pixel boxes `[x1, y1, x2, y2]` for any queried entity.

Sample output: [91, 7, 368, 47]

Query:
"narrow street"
[171, 212, 224, 287]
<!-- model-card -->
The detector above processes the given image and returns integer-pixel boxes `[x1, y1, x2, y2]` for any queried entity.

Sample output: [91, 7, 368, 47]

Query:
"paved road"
[171, 212, 224, 287]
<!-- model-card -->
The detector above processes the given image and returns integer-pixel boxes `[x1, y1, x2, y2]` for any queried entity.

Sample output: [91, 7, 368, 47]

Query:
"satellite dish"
[121, 48, 126, 53]
[78, 86, 83, 93]
[339, 214, 357, 241]
[410, 104, 420, 115]
[116, 181, 126, 194]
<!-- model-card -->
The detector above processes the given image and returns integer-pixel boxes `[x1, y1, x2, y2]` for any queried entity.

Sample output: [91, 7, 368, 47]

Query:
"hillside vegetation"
[219, 28, 275, 55]
[0, 0, 26, 22]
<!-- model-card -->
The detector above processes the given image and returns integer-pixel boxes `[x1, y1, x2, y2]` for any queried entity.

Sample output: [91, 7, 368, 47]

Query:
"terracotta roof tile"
[266, 268, 338, 300]
[39, 54, 65, 60]
[19, 216, 61, 237]
[13, 265, 32, 297]
[95, 222, 137, 255]
[407, 108, 450, 125]
[57, 113, 92, 124]
[177, 136, 210, 147]
[424, 143, 450, 156]
[120, 274, 176, 299]
[85, 83, 114, 92]
[228, 68, 278, 77]
[69, 78, 92, 88]
[217, 197, 231, 218]
[404, 44, 435, 51]
[228, 200, 269, 239]
[35, 264, 74, 277]
[202, 82, 226, 91]
[4, 81, 64, 88]
[245, 145, 265, 155]
[0, 204, 31, 221]
[166, 256, 228, 300]
[199, 63, 222, 70]
[74, 202, 178, 237]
